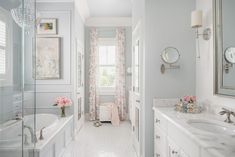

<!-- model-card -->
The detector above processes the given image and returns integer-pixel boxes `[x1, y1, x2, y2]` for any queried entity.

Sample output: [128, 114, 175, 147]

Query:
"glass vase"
[61, 107, 66, 117]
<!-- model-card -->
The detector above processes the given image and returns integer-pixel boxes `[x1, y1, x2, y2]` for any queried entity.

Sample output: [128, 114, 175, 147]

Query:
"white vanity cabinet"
[153, 107, 221, 157]
[154, 109, 198, 157]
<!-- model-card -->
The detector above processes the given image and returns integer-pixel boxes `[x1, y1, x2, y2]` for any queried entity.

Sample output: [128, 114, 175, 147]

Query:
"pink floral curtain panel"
[89, 28, 99, 121]
[115, 28, 126, 120]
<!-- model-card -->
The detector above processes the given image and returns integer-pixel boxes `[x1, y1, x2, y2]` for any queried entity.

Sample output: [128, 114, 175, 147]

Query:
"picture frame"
[35, 37, 61, 79]
[37, 18, 57, 35]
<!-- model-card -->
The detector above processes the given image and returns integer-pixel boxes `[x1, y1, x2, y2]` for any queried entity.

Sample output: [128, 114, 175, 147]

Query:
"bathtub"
[0, 114, 73, 157]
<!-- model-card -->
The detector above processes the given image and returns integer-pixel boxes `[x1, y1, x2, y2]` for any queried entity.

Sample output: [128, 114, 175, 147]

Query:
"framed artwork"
[37, 18, 57, 35]
[35, 37, 61, 79]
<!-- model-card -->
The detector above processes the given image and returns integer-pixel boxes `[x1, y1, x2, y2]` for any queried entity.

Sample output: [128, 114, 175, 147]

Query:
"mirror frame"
[224, 47, 235, 64]
[214, 0, 235, 96]
[161, 47, 180, 65]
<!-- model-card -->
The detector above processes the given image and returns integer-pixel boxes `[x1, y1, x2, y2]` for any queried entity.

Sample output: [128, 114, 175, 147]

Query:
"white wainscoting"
[33, 3, 75, 115]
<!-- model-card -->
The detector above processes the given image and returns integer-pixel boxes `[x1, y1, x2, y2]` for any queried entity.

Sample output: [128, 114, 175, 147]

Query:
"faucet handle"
[231, 111, 235, 117]
[39, 127, 45, 140]
[219, 108, 232, 115]
[24, 134, 29, 145]
[219, 108, 234, 123]
[219, 110, 227, 115]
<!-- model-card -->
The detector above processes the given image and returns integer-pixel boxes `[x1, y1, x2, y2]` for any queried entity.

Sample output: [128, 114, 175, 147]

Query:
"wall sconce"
[191, 10, 211, 40]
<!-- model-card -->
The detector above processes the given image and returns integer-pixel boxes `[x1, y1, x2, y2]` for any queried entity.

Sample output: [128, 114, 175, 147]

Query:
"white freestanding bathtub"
[0, 114, 73, 157]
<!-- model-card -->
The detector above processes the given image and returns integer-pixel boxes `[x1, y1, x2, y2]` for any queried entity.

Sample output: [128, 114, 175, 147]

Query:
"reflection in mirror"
[161, 47, 180, 64]
[215, 0, 235, 96]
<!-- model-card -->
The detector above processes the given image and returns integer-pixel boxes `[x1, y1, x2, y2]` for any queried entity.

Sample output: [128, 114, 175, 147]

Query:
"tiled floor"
[63, 121, 138, 157]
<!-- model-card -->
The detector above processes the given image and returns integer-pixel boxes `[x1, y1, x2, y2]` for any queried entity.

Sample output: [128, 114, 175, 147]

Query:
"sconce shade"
[191, 10, 203, 28]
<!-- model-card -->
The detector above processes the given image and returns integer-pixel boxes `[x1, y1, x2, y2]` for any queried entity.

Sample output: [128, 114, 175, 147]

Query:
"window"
[0, 19, 6, 77]
[98, 41, 116, 91]
[0, 7, 12, 86]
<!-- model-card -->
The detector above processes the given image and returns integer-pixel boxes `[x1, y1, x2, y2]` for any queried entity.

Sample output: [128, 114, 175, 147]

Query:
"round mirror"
[224, 47, 235, 64]
[161, 47, 180, 64]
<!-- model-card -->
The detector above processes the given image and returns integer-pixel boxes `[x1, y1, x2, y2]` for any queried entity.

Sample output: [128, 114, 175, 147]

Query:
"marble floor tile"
[63, 121, 137, 157]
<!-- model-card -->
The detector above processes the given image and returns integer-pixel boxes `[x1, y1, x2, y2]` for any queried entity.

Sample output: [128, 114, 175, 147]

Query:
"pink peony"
[183, 96, 196, 103]
[54, 96, 72, 108]
[191, 96, 196, 102]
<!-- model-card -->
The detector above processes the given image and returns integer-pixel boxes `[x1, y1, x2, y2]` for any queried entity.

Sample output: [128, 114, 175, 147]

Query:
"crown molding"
[85, 17, 132, 27]
[74, 0, 90, 22]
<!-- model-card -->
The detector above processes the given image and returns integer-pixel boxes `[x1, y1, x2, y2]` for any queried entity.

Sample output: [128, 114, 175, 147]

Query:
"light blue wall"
[145, 0, 196, 156]
[132, 0, 196, 156]
[27, 2, 85, 115]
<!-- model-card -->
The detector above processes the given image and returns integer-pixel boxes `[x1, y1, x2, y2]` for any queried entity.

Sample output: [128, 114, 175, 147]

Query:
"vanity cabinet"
[154, 109, 200, 157]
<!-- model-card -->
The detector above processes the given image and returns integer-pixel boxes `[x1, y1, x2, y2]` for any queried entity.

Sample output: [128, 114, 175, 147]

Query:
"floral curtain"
[115, 28, 126, 120]
[89, 28, 99, 121]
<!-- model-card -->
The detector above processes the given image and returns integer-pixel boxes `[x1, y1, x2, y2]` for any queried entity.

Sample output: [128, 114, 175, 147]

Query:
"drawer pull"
[156, 135, 160, 139]
[156, 154, 160, 157]
[155, 118, 160, 123]
[172, 150, 178, 154]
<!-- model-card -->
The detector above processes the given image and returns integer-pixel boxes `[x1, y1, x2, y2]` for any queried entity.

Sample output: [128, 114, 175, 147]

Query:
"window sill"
[99, 87, 115, 96]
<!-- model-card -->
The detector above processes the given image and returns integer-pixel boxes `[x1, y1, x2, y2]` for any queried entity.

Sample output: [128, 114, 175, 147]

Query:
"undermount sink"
[187, 119, 235, 136]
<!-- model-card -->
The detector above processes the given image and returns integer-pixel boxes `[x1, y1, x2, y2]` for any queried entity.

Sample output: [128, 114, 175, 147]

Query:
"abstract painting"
[37, 18, 57, 35]
[36, 37, 61, 79]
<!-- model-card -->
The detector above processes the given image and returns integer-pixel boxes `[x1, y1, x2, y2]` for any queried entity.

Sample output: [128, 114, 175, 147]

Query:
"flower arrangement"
[175, 96, 202, 113]
[53, 96, 72, 117]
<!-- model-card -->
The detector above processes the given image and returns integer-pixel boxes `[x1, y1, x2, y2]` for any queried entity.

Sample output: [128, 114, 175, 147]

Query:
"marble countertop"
[153, 103, 235, 157]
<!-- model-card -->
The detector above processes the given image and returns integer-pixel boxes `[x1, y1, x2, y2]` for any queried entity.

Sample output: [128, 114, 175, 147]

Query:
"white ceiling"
[36, 0, 132, 19]
[86, 0, 132, 17]
[36, 0, 74, 2]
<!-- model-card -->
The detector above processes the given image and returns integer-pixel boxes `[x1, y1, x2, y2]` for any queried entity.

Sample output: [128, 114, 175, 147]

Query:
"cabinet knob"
[156, 154, 160, 157]
[155, 118, 160, 123]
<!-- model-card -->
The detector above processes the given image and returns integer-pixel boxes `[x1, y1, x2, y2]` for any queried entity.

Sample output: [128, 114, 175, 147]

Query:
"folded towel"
[111, 104, 120, 126]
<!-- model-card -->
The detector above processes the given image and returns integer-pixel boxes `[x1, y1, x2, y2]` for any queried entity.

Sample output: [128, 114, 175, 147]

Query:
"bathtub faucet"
[24, 125, 38, 143]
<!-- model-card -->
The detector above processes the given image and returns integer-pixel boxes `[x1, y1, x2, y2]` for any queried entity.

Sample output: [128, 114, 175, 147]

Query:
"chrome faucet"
[24, 125, 38, 143]
[23, 134, 29, 145]
[39, 127, 45, 140]
[219, 108, 235, 123]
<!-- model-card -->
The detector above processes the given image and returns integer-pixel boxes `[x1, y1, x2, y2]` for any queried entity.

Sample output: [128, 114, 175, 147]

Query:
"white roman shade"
[0, 19, 6, 75]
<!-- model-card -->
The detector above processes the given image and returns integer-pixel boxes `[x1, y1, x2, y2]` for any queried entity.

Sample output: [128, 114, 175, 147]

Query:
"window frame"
[0, 7, 13, 86]
[97, 38, 117, 95]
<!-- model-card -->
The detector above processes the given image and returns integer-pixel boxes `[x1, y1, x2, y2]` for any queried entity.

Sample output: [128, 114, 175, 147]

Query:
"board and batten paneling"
[32, 3, 74, 114]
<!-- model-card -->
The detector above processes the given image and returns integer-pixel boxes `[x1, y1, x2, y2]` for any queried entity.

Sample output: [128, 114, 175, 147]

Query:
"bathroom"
[0, 0, 235, 157]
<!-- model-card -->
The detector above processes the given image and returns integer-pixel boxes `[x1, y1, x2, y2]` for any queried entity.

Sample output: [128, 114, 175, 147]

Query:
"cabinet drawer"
[154, 126, 167, 157]
[154, 110, 168, 131]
